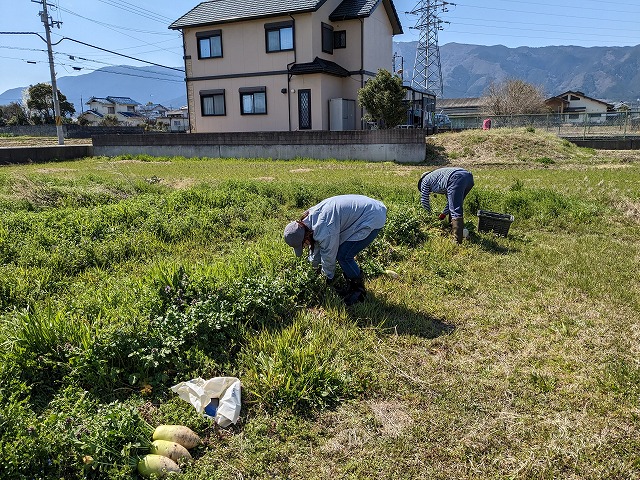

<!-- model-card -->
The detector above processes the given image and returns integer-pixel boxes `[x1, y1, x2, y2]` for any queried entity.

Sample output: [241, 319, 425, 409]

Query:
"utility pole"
[34, 0, 64, 145]
[408, 0, 453, 97]
[392, 52, 404, 81]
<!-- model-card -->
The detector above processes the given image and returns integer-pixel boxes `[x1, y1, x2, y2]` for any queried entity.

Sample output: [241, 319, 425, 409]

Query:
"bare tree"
[483, 79, 548, 115]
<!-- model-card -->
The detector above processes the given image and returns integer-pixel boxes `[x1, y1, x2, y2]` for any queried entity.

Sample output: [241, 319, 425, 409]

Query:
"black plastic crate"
[477, 210, 514, 237]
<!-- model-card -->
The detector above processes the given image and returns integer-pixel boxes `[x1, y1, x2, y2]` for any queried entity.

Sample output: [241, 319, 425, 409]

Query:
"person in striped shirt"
[418, 167, 474, 244]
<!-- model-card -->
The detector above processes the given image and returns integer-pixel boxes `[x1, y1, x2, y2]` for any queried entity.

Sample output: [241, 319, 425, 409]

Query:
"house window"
[200, 89, 226, 116]
[197, 30, 223, 59]
[265, 21, 293, 52]
[568, 114, 579, 119]
[239, 87, 267, 115]
[108, 107, 115, 114]
[334, 30, 346, 49]
[127, 106, 135, 112]
[322, 23, 333, 54]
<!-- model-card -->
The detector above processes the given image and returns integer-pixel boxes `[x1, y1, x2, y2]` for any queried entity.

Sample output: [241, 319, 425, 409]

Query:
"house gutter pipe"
[286, 14, 297, 132]
[180, 30, 192, 134]
[360, 18, 364, 130]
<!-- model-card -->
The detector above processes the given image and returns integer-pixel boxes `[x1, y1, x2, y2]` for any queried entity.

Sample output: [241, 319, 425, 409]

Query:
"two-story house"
[79, 96, 145, 126]
[169, 0, 403, 133]
[138, 103, 170, 121]
[545, 91, 614, 124]
[156, 106, 190, 133]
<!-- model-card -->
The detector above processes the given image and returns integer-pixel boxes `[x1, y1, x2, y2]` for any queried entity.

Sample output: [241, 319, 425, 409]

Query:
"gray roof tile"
[330, 0, 402, 34]
[170, 0, 328, 29]
[289, 57, 350, 77]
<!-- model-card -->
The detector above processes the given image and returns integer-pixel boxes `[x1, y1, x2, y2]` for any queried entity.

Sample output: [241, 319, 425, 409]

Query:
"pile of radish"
[137, 425, 201, 477]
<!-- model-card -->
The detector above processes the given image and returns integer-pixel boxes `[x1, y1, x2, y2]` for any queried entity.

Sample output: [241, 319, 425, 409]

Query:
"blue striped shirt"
[419, 167, 466, 214]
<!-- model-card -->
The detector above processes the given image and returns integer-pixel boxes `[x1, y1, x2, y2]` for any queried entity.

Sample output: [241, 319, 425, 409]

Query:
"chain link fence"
[448, 110, 640, 138]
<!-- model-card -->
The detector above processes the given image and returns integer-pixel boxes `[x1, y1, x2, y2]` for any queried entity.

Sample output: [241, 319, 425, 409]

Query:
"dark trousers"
[337, 228, 381, 279]
[447, 171, 474, 219]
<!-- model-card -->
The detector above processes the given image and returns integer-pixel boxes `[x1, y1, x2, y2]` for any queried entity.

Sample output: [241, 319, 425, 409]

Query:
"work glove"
[438, 213, 447, 220]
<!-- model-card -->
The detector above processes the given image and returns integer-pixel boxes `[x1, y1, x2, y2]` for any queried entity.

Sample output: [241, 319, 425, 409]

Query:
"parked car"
[435, 112, 452, 130]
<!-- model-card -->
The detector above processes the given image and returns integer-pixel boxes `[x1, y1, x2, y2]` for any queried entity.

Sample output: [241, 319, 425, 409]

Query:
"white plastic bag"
[170, 376, 241, 427]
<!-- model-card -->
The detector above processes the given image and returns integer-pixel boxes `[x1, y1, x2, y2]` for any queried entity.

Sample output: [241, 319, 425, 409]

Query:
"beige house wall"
[570, 98, 608, 114]
[183, 17, 295, 78]
[289, 75, 358, 130]
[363, 6, 394, 76]
[180, 0, 397, 133]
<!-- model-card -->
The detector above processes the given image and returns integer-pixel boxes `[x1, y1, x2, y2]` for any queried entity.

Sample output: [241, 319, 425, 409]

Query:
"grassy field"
[0, 128, 639, 479]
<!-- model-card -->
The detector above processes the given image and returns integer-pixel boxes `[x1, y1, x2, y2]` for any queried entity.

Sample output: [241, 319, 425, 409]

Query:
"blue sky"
[1, 0, 639, 97]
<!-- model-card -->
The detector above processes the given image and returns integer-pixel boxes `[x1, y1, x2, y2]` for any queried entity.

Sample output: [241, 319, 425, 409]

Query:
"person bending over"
[418, 167, 474, 244]
[283, 194, 387, 305]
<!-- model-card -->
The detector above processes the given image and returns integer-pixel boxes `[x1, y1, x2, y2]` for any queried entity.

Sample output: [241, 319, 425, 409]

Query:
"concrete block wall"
[92, 130, 430, 163]
[0, 145, 94, 165]
[0, 125, 144, 138]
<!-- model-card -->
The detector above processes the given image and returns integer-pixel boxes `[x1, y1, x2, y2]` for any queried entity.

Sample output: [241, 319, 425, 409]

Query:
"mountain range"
[394, 42, 640, 102]
[2, 42, 640, 114]
[0, 65, 187, 116]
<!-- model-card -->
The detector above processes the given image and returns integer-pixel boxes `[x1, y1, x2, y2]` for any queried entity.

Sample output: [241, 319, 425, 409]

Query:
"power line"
[451, 2, 640, 24]
[53, 62, 183, 82]
[94, 0, 174, 24]
[58, 37, 184, 72]
[488, 0, 640, 13]
[446, 15, 640, 33]
[56, 7, 175, 36]
[54, 53, 184, 79]
[449, 21, 640, 40]
[0, 32, 184, 71]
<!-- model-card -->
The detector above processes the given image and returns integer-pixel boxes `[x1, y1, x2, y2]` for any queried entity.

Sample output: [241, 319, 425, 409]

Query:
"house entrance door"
[298, 89, 311, 129]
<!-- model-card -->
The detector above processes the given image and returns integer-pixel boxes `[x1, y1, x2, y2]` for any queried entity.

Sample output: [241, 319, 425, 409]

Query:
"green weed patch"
[0, 153, 639, 478]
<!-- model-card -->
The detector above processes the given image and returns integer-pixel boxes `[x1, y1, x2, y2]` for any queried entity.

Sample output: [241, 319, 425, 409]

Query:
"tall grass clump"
[240, 310, 377, 413]
[464, 180, 602, 230]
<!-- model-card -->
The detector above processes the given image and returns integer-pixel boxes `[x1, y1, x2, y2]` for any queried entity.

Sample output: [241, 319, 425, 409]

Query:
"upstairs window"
[200, 89, 226, 116]
[334, 30, 347, 49]
[240, 87, 267, 115]
[107, 106, 115, 114]
[265, 21, 294, 52]
[322, 23, 334, 54]
[127, 106, 135, 112]
[197, 30, 223, 59]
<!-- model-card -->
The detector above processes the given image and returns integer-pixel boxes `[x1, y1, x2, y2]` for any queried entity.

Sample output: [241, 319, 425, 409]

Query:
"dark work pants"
[447, 171, 474, 219]
[336, 228, 381, 279]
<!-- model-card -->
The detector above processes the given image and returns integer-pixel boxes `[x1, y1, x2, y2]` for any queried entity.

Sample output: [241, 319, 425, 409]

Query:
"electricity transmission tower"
[408, 0, 452, 97]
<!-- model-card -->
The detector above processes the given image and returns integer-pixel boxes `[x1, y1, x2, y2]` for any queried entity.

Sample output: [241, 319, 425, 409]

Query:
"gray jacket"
[302, 195, 387, 279]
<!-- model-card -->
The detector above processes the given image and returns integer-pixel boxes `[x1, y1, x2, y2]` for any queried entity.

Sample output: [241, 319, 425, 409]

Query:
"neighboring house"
[613, 101, 630, 111]
[545, 91, 614, 123]
[157, 106, 190, 132]
[169, 0, 404, 133]
[138, 103, 170, 120]
[78, 96, 145, 126]
[436, 97, 487, 117]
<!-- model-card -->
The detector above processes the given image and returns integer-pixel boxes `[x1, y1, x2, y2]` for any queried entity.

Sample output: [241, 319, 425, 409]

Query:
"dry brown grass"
[0, 135, 91, 147]
[426, 128, 640, 167]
